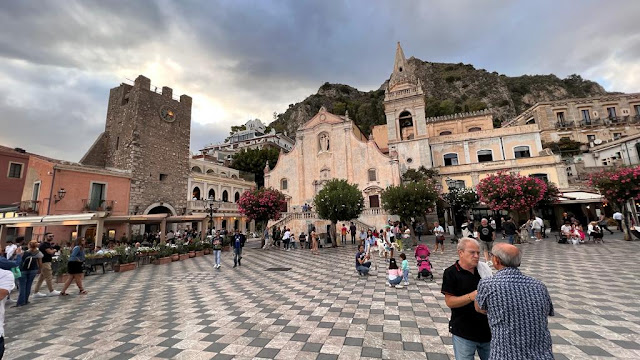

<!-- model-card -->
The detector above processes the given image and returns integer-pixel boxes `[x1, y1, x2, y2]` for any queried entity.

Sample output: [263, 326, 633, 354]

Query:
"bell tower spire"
[388, 42, 415, 90]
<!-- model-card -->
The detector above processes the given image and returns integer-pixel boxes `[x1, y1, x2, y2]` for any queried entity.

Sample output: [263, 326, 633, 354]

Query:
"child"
[387, 258, 403, 288]
[399, 253, 409, 286]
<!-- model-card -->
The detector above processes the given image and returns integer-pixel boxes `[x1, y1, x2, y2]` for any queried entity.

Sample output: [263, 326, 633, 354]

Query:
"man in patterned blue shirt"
[475, 243, 554, 360]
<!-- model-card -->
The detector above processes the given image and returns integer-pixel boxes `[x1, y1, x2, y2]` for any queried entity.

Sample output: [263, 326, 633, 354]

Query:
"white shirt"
[5, 244, 17, 260]
[532, 217, 543, 229]
[613, 212, 623, 221]
[0, 269, 15, 337]
[434, 226, 444, 236]
[282, 231, 291, 240]
[560, 224, 572, 235]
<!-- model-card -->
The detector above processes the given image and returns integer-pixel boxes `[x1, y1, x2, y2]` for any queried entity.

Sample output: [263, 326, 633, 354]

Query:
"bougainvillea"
[588, 165, 640, 240]
[476, 171, 547, 213]
[588, 166, 640, 205]
[237, 187, 287, 223]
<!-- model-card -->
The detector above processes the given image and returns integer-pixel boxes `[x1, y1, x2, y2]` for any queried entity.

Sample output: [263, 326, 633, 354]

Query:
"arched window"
[206, 169, 215, 174]
[191, 166, 202, 173]
[477, 149, 493, 162]
[439, 130, 452, 136]
[234, 192, 240, 202]
[514, 146, 531, 158]
[399, 111, 414, 140]
[368, 169, 377, 182]
[208, 189, 215, 200]
[468, 127, 482, 132]
[192, 187, 201, 200]
[220, 172, 226, 177]
[525, 118, 535, 125]
[443, 153, 459, 166]
[531, 173, 549, 182]
[281, 178, 288, 190]
[222, 190, 229, 202]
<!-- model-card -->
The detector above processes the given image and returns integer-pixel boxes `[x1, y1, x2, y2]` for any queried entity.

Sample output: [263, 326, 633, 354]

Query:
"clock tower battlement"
[82, 75, 192, 215]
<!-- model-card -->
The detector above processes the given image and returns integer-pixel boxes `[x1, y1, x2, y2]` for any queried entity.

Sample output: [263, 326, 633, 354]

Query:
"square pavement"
[4, 232, 640, 359]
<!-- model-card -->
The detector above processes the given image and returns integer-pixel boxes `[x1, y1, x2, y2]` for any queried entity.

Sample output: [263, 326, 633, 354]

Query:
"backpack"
[21, 251, 39, 271]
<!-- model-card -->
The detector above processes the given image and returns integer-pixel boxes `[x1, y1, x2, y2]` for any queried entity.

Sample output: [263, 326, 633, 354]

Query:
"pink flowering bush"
[237, 187, 287, 223]
[588, 166, 640, 205]
[476, 171, 547, 213]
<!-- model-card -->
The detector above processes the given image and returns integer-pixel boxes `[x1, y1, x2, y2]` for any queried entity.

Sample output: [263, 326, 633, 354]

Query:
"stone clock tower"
[81, 75, 192, 216]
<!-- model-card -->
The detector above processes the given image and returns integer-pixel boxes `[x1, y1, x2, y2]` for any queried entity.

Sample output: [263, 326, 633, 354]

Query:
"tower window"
[159, 174, 168, 181]
[439, 130, 452, 136]
[281, 178, 288, 190]
[399, 111, 414, 140]
[368, 169, 377, 182]
[116, 136, 120, 150]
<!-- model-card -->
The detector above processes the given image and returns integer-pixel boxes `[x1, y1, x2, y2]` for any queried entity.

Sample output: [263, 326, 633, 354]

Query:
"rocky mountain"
[269, 57, 608, 137]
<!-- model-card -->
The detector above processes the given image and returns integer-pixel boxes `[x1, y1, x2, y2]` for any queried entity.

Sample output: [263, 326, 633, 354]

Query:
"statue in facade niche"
[319, 133, 330, 152]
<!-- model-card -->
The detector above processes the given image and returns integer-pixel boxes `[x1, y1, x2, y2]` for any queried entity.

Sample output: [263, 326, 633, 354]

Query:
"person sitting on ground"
[560, 221, 572, 242]
[355, 245, 371, 276]
[387, 258, 404, 288]
[588, 222, 603, 242]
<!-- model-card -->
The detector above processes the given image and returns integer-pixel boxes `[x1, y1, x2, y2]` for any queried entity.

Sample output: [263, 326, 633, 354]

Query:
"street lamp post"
[445, 178, 457, 236]
[205, 197, 221, 237]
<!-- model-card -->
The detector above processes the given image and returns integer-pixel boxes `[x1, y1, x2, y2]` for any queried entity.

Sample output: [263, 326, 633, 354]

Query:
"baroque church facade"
[265, 43, 568, 232]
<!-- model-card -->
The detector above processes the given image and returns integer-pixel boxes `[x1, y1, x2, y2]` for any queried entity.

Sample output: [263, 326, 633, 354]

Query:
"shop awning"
[0, 212, 108, 227]
[557, 191, 603, 204]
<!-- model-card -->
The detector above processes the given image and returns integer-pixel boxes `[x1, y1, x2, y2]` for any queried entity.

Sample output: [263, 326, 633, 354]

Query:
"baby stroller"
[414, 244, 434, 281]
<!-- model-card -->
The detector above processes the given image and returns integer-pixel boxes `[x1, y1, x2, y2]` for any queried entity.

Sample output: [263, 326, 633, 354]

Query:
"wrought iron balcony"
[82, 199, 114, 212]
[555, 122, 575, 129]
[19, 200, 39, 213]
[580, 118, 602, 127]
[605, 116, 628, 125]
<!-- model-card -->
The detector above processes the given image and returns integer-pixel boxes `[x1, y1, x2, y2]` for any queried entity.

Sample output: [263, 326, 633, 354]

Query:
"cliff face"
[269, 57, 608, 137]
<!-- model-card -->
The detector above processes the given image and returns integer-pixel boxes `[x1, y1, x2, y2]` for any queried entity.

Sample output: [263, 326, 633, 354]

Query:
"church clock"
[159, 105, 177, 123]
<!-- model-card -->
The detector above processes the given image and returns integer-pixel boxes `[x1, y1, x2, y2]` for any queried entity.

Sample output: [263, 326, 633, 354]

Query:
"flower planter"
[153, 257, 172, 265]
[179, 254, 189, 261]
[114, 263, 136, 272]
[204, 249, 211, 255]
[188, 251, 196, 258]
[222, 245, 231, 252]
[195, 251, 204, 257]
[171, 254, 180, 262]
[56, 274, 70, 284]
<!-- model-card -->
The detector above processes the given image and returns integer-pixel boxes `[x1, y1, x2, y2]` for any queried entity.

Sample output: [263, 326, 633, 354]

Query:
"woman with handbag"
[17, 240, 43, 306]
[60, 238, 88, 296]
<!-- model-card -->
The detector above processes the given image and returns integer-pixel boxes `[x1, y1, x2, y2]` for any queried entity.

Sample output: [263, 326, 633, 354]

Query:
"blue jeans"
[17, 269, 38, 306]
[402, 269, 409, 283]
[357, 265, 370, 275]
[452, 335, 490, 360]
[214, 250, 221, 266]
[233, 247, 242, 266]
[506, 234, 514, 245]
[389, 277, 402, 286]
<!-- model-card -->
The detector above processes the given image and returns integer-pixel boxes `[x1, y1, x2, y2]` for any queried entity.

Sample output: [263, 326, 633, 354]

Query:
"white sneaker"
[48, 290, 61, 296]
[33, 292, 47, 298]
[395, 284, 404, 289]
[404, 281, 409, 286]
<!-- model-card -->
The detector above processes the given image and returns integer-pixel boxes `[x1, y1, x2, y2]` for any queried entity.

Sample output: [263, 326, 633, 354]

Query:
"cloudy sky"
[1, 0, 639, 161]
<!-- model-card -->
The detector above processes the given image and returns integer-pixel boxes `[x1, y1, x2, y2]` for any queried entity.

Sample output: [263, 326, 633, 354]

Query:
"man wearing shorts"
[433, 221, 445, 254]
[476, 218, 495, 265]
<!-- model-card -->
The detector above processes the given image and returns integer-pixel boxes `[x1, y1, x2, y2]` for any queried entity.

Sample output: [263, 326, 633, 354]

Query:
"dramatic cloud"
[0, 0, 639, 161]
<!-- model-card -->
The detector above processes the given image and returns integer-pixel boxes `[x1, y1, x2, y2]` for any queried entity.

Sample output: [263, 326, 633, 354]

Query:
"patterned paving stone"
[2, 235, 640, 359]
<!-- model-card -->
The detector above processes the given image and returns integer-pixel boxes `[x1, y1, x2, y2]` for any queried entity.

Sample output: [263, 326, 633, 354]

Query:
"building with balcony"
[187, 158, 256, 233]
[504, 93, 640, 145]
[0, 145, 30, 218]
[16, 153, 131, 243]
[199, 119, 294, 164]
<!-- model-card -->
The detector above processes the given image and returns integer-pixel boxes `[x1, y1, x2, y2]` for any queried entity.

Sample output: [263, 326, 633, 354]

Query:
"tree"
[588, 166, 640, 240]
[476, 171, 547, 215]
[313, 179, 364, 247]
[402, 166, 439, 184]
[230, 147, 280, 187]
[535, 179, 560, 209]
[237, 188, 287, 247]
[443, 187, 479, 235]
[381, 181, 439, 246]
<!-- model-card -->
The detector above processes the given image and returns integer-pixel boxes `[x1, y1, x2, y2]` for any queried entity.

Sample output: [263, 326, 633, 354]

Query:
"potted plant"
[203, 238, 212, 255]
[54, 248, 70, 283]
[222, 235, 231, 252]
[171, 247, 180, 261]
[114, 246, 137, 272]
[194, 239, 204, 257]
[153, 245, 173, 265]
[177, 242, 189, 260]
[187, 242, 196, 258]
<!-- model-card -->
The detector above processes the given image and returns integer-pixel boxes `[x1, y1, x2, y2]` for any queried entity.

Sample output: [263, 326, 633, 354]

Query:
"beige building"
[187, 158, 256, 233]
[505, 93, 640, 145]
[264, 43, 570, 234]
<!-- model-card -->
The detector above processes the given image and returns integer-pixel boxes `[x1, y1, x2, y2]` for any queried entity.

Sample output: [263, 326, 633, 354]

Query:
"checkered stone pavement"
[4, 233, 640, 359]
